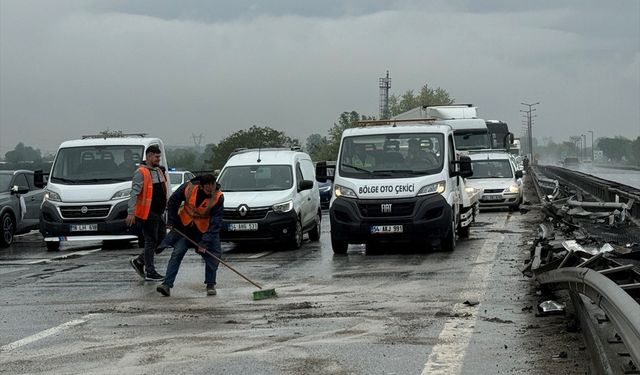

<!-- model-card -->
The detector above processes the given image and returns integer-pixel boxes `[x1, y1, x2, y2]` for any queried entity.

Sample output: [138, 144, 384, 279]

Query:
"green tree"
[305, 133, 329, 161]
[322, 111, 374, 161]
[169, 148, 200, 171]
[5, 142, 42, 163]
[598, 137, 632, 162]
[388, 84, 455, 117]
[209, 126, 299, 169]
[630, 136, 640, 165]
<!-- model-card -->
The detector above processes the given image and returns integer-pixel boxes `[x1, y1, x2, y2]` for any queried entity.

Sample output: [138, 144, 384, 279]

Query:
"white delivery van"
[38, 133, 168, 251]
[316, 121, 473, 254]
[216, 148, 321, 249]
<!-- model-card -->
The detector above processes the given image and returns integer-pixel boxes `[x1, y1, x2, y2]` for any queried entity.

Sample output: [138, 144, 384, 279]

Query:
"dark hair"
[146, 145, 161, 155]
[200, 174, 216, 186]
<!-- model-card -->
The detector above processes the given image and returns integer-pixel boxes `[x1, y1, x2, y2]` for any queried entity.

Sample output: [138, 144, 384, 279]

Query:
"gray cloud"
[0, 0, 638, 156]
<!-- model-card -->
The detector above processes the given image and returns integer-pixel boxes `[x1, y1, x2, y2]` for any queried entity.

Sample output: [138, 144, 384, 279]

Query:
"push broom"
[170, 227, 277, 300]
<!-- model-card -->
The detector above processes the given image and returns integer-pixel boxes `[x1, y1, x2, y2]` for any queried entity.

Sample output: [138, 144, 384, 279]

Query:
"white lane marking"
[50, 249, 102, 261]
[421, 215, 508, 375]
[246, 251, 273, 259]
[0, 318, 87, 352]
[0, 249, 102, 266]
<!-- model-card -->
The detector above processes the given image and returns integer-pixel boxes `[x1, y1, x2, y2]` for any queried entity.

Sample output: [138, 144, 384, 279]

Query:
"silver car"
[0, 170, 46, 247]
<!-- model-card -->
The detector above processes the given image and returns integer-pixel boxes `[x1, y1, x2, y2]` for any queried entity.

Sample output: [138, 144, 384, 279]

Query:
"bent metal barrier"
[537, 165, 640, 222]
[536, 267, 640, 367]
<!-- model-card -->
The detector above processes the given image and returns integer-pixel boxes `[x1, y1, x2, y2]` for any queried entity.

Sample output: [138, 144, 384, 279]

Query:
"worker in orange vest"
[126, 144, 169, 281]
[156, 174, 224, 297]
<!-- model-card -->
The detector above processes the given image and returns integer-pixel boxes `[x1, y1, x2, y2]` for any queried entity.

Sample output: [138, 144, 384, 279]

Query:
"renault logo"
[80, 206, 88, 214]
[237, 204, 249, 217]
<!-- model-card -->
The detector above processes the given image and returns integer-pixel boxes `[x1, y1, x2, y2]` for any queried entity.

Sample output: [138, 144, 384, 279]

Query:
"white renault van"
[216, 148, 321, 249]
[38, 133, 168, 251]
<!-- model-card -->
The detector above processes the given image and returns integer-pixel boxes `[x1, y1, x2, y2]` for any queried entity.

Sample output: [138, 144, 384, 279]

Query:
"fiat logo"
[80, 206, 88, 214]
[237, 204, 249, 217]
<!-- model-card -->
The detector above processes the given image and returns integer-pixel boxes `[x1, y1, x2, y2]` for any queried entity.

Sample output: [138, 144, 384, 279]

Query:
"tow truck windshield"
[50, 145, 144, 184]
[339, 133, 444, 179]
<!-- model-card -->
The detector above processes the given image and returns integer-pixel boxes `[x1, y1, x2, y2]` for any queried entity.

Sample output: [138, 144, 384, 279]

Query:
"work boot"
[157, 283, 170, 297]
[145, 270, 164, 281]
[206, 284, 217, 296]
[129, 258, 145, 279]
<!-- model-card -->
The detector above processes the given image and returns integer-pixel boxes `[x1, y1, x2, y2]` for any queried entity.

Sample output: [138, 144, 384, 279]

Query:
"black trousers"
[136, 211, 165, 274]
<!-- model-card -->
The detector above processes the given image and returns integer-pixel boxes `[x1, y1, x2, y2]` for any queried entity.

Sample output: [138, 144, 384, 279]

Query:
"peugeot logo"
[80, 206, 88, 214]
[381, 203, 392, 214]
[237, 204, 249, 217]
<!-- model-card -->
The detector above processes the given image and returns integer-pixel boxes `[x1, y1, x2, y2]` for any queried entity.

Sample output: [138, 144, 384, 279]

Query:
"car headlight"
[273, 199, 293, 213]
[417, 181, 446, 196]
[464, 186, 478, 194]
[505, 184, 520, 194]
[111, 188, 132, 200]
[334, 184, 357, 199]
[319, 185, 332, 193]
[44, 190, 61, 202]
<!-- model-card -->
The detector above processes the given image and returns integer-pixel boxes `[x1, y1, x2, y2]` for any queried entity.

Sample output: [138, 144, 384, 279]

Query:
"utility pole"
[588, 130, 594, 161]
[191, 133, 204, 153]
[520, 101, 539, 162]
[379, 70, 391, 120]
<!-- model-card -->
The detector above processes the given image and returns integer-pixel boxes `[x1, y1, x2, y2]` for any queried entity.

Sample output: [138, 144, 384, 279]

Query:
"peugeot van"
[217, 148, 321, 249]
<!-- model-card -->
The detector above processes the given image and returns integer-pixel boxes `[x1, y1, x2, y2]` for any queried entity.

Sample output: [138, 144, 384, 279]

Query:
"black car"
[0, 170, 46, 247]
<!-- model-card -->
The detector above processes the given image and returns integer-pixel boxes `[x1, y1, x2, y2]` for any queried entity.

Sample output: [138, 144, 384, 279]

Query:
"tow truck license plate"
[483, 195, 503, 201]
[228, 223, 258, 231]
[370, 225, 403, 234]
[70, 224, 98, 232]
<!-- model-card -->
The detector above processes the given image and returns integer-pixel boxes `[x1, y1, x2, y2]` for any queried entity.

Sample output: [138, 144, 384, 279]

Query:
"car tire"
[0, 212, 15, 247]
[331, 234, 348, 254]
[441, 220, 456, 252]
[289, 219, 303, 249]
[458, 224, 470, 238]
[45, 241, 60, 252]
[308, 212, 321, 242]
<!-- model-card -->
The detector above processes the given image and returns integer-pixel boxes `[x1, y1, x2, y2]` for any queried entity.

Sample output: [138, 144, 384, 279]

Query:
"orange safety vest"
[178, 182, 223, 233]
[134, 166, 167, 220]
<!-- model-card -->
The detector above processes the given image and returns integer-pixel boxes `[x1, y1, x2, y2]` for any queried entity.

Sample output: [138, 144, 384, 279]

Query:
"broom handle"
[170, 227, 263, 289]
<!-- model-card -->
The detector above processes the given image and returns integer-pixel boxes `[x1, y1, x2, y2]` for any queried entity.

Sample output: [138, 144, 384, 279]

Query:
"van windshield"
[469, 160, 513, 179]
[50, 146, 144, 184]
[218, 165, 293, 192]
[339, 133, 444, 179]
[454, 130, 491, 150]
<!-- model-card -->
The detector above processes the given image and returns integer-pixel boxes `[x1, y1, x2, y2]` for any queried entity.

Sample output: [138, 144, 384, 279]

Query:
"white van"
[316, 122, 473, 254]
[216, 148, 321, 249]
[38, 133, 168, 251]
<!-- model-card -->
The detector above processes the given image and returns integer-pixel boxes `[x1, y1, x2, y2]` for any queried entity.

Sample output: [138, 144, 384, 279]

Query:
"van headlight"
[504, 184, 520, 194]
[273, 199, 293, 213]
[111, 188, 131, 200]
[334, 184, 357, 199]
[44, 190, 61, 202]
[417, 181, 446, 196]
[464, 186, 478, 194]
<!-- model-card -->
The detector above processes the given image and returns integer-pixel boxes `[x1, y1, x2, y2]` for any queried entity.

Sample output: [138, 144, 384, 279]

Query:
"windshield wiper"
[77, 178, 126, 183]
[342, 163, 375, 175]
[51, 176, 79, 184]
[372, 169, 424, 176]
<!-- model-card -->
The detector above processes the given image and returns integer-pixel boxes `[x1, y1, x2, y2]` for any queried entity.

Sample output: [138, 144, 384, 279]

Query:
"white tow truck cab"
[316, 120, 473, 254]
[37, 133, 168, 251]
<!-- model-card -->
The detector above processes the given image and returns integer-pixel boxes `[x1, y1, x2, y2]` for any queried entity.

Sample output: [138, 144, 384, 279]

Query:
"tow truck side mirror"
[34, 170, 46, 188]
[515, 170, 523, 179]
[315, 161, 334, 183]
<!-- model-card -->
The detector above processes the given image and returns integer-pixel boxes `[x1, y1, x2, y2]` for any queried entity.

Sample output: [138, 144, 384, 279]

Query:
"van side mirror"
[34, 170, 46, 188]
[515, 170, 523, 179]
[298, 180, 313, 191]
[455, 156, 473, 178]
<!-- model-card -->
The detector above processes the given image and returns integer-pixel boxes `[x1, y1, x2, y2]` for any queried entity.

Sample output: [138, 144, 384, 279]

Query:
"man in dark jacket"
[156, 174, 224, 297]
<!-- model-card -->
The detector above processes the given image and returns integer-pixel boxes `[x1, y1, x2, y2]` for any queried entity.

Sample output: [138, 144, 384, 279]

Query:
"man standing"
[156, 174, 224, 297]
[126, 144, 168, 281]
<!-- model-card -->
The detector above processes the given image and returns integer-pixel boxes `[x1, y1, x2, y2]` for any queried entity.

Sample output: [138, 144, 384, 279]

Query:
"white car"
[466, 152, 523, 211]
[168, 170, 195, 192]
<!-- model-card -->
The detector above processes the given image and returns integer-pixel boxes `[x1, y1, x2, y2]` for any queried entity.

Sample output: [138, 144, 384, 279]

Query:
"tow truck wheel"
[45, 241, 60, 252]
[331, 235, 348, 254]
[308, 212, 321, 242]
[0, 213, 15, 247]
[441, 220, 456, 252]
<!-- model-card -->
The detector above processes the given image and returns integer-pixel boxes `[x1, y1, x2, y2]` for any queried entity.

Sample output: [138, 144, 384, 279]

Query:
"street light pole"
[521, 102, 539, 162]
[588, 130, 594, 162]
[581, 134, 586, 161]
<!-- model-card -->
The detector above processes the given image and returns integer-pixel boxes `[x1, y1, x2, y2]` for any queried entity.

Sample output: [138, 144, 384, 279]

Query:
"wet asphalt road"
[0, 209, 590, 374]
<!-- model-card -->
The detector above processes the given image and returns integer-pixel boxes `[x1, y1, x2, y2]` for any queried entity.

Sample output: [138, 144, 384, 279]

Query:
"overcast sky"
[1, 0, 638, 155]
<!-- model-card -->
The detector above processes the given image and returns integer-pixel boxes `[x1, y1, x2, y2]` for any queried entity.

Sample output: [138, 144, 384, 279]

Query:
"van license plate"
[228, 223, 258, 231]
[370, 225, 403, 234]
[70, 224, 98, 232]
